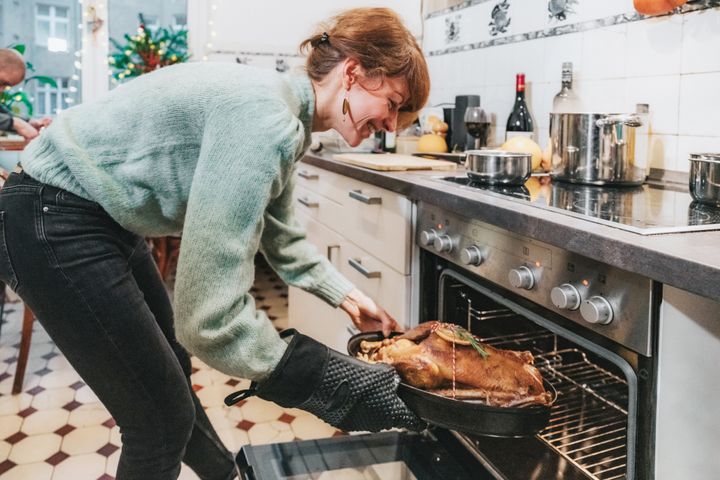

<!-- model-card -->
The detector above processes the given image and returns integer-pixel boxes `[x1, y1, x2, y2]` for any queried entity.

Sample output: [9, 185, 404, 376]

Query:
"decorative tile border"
[427, 1, 720, 56]
[425, 0, 494, 19]
[210, 50, 303, 58]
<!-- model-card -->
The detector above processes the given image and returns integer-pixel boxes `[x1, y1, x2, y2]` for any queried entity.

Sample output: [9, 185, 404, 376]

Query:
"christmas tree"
[109, 14, 189, 83]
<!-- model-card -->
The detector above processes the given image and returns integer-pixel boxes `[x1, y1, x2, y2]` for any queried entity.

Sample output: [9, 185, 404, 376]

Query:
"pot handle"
[595, 114, 643, 128]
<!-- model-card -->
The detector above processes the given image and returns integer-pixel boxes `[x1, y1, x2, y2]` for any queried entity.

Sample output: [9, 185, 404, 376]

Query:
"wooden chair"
[0, 280, 35, 395]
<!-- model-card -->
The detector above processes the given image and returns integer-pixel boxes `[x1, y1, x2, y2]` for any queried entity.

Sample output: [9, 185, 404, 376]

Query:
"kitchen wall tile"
[485, 39, 545, 87]
[625, 75, 680, 135]
[423, 12, 448, 52]
[541, 32, 583, 83]
[459, 2, 493, 46]
[580, 23, 628, 80]
[647, 134, 679, 171]
[510, 0, 548, 36]
[681, 9, 720, 74]
[677, 135, 720, 172]
[678, 72, 720, 136]
[576, 0, 631, 24]
[573, 78, 627, 112]
[626, 15, 683, 77]
[528, 81, 554, 130]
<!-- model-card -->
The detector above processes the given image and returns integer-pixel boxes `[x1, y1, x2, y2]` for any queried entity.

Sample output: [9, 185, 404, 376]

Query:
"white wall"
[423, 0, 720, 173]
[188, 0, 422, 70]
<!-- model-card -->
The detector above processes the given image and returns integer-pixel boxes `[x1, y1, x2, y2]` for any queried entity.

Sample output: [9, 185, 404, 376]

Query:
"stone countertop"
[302, 153, 720, 303]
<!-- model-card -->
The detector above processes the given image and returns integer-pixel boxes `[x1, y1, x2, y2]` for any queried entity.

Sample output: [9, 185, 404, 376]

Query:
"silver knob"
[460, 246, 483, 266]
[433, 235, 453, 253]
[580, 296, 614, 325]
[508, 266, 535, 290]
[551, 283, 581, 310]
[420, 229, 438, 246]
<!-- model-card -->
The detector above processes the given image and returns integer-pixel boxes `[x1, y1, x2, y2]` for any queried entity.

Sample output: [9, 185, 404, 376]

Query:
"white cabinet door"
[288, 211, 352, 353]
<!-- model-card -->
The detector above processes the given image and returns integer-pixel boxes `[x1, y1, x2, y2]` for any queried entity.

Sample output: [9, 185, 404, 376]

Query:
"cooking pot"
[465, 150, 532, 185]
[689, 153, 720, 207]
[550, 113, 646, 186]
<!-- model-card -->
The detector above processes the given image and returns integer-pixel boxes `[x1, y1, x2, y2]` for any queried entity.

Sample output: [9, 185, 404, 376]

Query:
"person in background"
[0, 7, 429, 480]
[0, 48, 52, 140]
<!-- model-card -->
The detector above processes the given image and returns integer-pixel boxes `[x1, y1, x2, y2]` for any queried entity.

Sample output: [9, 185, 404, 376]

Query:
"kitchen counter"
[302, 153, 720, 302]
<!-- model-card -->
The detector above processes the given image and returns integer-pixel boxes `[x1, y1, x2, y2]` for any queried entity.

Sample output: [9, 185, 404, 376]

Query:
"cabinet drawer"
[294, 184, 344, 229]
[339, 240, 411, 328]
[295, 164, 340, 199]
[337, 175, 412, 275]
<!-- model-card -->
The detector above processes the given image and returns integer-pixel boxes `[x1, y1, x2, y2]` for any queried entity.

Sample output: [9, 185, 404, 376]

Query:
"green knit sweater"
[22, 62, 354, 380]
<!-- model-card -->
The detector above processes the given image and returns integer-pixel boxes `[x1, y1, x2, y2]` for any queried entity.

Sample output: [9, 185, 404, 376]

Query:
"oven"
[415, 201, 659, 480]
[235, 200, 660, 480]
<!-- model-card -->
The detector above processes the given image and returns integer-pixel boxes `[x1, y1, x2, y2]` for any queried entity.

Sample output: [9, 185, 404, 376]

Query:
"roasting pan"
[347, 331, 557, 438]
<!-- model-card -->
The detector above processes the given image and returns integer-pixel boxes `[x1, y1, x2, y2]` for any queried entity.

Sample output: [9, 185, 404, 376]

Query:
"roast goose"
[357, 321, 552, 407]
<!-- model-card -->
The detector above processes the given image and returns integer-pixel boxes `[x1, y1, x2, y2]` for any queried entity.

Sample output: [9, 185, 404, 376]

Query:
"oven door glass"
[236, 431, 478, 480]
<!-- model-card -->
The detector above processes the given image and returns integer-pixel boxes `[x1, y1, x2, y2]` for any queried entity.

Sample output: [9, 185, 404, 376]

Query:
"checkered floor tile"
[0, 257, 339, 479]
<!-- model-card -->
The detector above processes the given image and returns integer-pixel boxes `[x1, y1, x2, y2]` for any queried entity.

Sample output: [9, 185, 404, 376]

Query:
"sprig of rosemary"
[453, 327, 490, 359]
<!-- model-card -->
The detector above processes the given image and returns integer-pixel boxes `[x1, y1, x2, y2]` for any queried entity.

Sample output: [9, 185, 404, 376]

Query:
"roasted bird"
[357, 321, 552, 407]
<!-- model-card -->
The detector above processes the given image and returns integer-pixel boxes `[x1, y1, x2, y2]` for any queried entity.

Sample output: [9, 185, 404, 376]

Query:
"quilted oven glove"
[224, 329, 426, 433]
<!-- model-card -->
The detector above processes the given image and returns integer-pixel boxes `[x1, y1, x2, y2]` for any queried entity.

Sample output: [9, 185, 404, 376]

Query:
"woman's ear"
[342, 58, 361, 90]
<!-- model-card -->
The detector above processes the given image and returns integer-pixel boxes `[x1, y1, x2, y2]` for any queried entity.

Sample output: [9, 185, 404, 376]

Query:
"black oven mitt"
[224, 329, 426, 433]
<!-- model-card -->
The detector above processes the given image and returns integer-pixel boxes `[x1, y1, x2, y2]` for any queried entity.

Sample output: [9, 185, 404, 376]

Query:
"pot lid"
[689, 153, 720, 163]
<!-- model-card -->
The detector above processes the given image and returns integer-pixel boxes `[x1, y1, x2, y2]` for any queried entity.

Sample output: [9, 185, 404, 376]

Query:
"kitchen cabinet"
[288, 162, 414, 352]
[655, 286, 720, 479]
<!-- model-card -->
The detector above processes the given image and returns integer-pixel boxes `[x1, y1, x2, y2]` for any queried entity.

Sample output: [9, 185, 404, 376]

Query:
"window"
[173, 14, 187, 30]
[142, 14, 159, 32]
[35, 78, 71, 116]
[35, 4, 70, 52]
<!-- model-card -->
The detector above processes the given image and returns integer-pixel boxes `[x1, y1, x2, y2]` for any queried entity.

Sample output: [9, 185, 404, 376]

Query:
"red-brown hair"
[300, 8, 430, 130]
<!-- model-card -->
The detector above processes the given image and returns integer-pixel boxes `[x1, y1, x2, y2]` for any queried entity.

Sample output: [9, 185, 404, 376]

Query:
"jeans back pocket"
[0, 211, 19, 290]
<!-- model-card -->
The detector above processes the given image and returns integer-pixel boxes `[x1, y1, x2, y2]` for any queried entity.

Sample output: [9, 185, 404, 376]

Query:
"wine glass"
[464, 106, 489, 150]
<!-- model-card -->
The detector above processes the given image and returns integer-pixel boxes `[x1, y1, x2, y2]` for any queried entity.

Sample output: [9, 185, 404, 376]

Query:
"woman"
[0, 7, 429, 480]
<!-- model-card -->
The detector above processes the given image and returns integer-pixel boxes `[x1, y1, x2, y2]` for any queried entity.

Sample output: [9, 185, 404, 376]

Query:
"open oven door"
[234, 430, 485, 480]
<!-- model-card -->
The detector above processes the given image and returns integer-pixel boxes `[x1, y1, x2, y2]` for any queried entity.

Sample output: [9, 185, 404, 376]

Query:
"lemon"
[418, 134, 448, 153]
[501, 136, 543, 171]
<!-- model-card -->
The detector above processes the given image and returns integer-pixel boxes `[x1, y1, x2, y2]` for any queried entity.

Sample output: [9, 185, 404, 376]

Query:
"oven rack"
[471, 309, 629, 480]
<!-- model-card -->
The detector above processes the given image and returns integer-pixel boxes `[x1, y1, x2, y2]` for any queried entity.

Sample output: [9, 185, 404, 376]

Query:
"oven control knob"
[580, 296, 614, 325]
[460, 246, 483, 266]
[508, 266, 535, 290]
[434, 235, 454, 253]
[420, 229, 438, 246]
[551, 284, 581, 310]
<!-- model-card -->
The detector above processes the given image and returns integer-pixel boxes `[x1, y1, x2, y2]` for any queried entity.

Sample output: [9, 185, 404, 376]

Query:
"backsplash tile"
[423, 0, 720, 173]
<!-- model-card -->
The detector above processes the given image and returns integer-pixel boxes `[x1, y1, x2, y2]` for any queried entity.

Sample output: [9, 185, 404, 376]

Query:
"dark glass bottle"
[505, 73, 534, 140]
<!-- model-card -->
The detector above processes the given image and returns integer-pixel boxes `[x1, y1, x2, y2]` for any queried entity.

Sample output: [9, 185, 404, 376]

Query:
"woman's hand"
[340, 288, 399, 337]
[12, 118, 38, 140]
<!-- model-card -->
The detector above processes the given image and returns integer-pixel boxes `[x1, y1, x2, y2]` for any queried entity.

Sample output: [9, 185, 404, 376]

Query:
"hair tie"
[319, 32, 330, 45]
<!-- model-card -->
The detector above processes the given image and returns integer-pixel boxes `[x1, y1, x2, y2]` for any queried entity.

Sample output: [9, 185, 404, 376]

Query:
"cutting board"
[333, 153, 457, 171]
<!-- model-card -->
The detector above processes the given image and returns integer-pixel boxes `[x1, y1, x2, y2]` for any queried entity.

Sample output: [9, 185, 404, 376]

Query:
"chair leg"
[12, 304, 34, 395]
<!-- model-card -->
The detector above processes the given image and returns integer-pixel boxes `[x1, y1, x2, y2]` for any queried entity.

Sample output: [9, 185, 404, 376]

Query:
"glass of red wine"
[464, 106, 490, 150]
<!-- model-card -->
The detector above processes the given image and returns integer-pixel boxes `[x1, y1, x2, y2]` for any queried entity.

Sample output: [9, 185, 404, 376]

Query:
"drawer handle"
[348, 258, 381, 279]
[326, 244, 339, 261]
[298, 170, 318, 180]
[349, 189, 382, 205]
[297, 196, 319, 208]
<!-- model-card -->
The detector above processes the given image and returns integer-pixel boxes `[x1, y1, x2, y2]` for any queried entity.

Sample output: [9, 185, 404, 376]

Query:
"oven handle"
[348, 258, 381, 278]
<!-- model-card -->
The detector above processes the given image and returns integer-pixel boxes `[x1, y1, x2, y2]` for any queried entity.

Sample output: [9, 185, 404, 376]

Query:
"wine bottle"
[505, 73, 534, 140]
[552, 62, 582, 113]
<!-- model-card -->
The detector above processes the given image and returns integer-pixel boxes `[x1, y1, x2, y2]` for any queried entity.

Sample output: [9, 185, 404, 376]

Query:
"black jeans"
[0, 171, 236, 480]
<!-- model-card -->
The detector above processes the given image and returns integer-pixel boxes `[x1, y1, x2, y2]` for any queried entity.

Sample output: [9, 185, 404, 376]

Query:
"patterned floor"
[0, 257, 340, 479]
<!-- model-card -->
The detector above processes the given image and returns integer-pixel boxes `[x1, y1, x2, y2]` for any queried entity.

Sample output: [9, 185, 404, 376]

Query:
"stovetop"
[437, 174, 720, 235]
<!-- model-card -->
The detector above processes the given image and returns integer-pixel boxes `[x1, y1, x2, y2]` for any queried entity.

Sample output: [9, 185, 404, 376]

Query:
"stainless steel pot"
[465, 150, 532, 185]
[689, 153, 720, 207]
[550, 113, 647, 186]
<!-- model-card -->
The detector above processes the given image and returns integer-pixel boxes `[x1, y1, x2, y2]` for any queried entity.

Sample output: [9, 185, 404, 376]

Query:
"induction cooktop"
[437, 174, 720, 235]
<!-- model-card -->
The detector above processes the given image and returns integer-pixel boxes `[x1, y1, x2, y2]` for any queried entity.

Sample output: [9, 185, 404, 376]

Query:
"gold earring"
[342, 93, 349, 121]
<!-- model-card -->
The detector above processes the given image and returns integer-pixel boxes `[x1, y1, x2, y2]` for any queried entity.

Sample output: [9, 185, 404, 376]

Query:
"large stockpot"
[550, 112, 647, 186]
[689, 153, 720, 207]
[465, 150, 532, 185]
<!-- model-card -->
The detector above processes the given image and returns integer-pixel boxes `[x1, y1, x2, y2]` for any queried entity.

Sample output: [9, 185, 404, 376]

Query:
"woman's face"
[338, 75, 408, 147]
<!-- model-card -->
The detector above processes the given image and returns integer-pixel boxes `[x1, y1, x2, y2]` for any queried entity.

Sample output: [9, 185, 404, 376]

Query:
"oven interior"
[426, 264, 643, 480]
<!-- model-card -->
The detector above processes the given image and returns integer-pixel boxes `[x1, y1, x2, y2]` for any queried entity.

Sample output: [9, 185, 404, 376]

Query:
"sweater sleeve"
[173, 101, 303, 381]
[260, 170, 355, 307]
